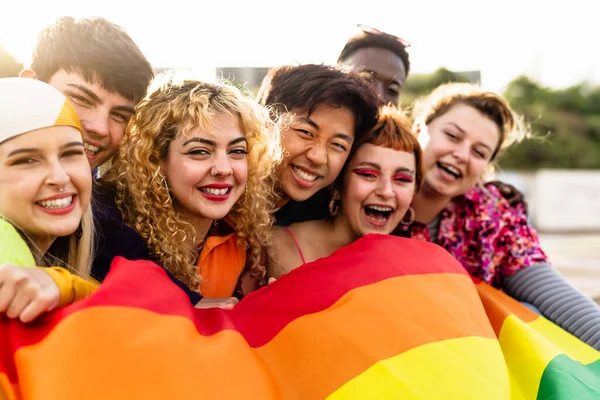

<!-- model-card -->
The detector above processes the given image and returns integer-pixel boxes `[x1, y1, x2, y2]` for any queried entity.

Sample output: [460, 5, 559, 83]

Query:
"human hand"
[0, 265, 60, 323]
[194, 297, 239, 310]
[487, 180, 528, 214]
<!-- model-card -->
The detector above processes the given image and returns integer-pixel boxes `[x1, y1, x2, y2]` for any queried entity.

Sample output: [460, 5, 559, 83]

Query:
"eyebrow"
[297, 117, 353, 143]
[7, 141, 83, 157]
[67, 84, 135, 114]
[182, 136, 248, 147]
[67, 84, 101, 103]
[297, 117, 319, 130]
[363, 69, 400, 87]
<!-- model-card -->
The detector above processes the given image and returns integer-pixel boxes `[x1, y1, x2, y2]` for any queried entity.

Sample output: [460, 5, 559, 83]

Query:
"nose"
[376, 179, 395, 200]
[211, 152, 233, 178]
[82, 112, 110, 139]
[452, 142, 470, 163]
[372, 80, 386, 100]
[305, 144, 327, 166]
[46, 159, 71, 189]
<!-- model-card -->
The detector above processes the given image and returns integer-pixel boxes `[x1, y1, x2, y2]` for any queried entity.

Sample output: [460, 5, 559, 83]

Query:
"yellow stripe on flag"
[327, 337, 509, 400]
[528, 317, 600, 365]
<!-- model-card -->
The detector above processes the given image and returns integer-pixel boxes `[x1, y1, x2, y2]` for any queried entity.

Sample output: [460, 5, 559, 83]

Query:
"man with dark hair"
[20, 16, 154, 170]
[257, 64, 380, 225]
[337, 24, 410, 106]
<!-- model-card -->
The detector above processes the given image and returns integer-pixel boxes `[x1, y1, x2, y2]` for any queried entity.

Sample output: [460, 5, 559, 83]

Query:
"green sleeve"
[0, 218, 36, 267]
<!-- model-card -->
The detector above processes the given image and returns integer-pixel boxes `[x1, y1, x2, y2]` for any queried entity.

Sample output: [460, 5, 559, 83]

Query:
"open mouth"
[84, 143, 100, 157]
[37, 195, 74, 210]
[291, 165, 320, 184]
[437, 162, 462, 179]
[363, 205, 394, 226]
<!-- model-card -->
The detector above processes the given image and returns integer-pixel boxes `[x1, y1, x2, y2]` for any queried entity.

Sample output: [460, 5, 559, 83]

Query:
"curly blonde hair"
[104, 79, 281, 292]
[413, 82, 530, 161]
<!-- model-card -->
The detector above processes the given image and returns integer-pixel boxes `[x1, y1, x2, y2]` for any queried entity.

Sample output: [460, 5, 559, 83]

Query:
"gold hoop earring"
[400, 207, 415, 226]
[329, 191, 341, 217]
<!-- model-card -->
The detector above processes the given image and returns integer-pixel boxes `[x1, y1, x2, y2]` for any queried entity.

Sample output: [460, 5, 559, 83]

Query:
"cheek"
[328, 152, 350, 177]
[0, 173, 40, 218]
[342, 180, 369, 208]
[468, 159, 488, 180]
[70, 167, 93, 202]
[280, 130, 296, 155]
[395, 185, 416, 205]
[232, 160, 248, 186]
[109, 122, 127, 144]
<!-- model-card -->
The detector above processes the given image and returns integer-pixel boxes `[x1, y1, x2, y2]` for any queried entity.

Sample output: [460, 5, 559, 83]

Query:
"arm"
[44, 267, 99, 307]
[494, 202, 600, 349]
[504, 263, 600, 350]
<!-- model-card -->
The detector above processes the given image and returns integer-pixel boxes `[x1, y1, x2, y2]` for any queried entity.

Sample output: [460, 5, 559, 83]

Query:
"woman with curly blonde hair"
[43, 78, 281, 307]
[101, 78, 280, 300]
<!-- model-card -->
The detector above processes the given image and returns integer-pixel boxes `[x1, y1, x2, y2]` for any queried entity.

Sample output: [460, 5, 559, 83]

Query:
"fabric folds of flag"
[0, 234, 598, 399]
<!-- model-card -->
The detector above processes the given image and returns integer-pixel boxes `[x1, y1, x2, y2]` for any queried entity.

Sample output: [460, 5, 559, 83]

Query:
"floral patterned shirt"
[395, 184, 548, 288]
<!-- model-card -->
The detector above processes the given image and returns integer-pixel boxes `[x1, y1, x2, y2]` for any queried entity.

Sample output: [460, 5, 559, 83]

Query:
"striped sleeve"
[504, 263, 600, 350]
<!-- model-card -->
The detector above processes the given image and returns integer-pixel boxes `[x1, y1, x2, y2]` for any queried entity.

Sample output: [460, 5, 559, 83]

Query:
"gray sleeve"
[504, 263, 600, 350]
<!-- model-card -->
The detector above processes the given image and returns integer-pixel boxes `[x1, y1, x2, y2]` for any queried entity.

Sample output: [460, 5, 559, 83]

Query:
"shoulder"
[0, 218, 35, 266]
[459, 184, 525, 224]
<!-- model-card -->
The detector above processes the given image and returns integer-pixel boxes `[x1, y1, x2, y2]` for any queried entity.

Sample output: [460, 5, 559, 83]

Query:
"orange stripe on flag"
[14, 274, 495, 399]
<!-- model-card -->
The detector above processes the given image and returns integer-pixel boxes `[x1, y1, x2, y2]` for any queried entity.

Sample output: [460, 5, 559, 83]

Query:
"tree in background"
[400, 69, 600, 170]
[0, 46, 22, 78]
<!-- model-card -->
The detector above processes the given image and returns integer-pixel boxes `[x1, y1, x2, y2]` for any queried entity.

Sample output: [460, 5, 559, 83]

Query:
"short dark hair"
[31, 16, 153, 103]
[257, 64, 380, 143]
[337, 32, 410, 76]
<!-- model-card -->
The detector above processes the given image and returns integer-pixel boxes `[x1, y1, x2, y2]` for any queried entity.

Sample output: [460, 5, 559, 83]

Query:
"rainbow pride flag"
[0, 235, 598, 399]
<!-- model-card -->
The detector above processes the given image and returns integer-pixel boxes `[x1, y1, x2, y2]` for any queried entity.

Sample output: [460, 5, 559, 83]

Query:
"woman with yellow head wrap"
[0, 78, 95, 322]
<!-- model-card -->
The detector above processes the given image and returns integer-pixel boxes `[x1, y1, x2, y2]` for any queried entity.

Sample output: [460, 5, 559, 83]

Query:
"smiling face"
[421, 103, 501, 198]
[0, 126, 92, 251]
[337, 143, 416, 237]
[160, 112, 248, 223]
[46, 69, 135, 170]
[278, 105, 356, 203]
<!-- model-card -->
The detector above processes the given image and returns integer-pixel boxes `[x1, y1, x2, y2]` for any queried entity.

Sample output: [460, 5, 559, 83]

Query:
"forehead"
[47, 69, 134, 107]
[352, 143, 415, 169]
[344, 47, 407, 84]
[433, 103, 501, 147]
[0, 126, 82, 154]
[177, 112, 245, 141]
[296, 105, 356, 131]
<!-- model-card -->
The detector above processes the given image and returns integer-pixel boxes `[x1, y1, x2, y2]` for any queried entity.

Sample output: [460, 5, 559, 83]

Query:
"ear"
[19, 68, 38, 79]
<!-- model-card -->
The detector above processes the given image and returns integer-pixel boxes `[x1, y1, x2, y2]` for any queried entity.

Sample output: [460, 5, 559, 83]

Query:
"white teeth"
[200, 187, 229, 196]
[292, 166, 318, 182]
[84, 143, 99, 155]
[368, 205, 393, 212]
[38, 196, 73, 209]
[439, 163, 461, 177]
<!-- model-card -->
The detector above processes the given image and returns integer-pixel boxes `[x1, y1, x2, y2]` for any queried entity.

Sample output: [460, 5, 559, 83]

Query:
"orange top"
[196, 222, 246, 298]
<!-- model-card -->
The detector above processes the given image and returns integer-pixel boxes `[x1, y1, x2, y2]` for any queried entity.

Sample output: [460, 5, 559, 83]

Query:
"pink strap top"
[284, 226, 307, 265]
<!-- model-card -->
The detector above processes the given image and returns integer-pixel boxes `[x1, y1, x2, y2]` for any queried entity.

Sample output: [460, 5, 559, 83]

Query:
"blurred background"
[1, 0, 598, 300]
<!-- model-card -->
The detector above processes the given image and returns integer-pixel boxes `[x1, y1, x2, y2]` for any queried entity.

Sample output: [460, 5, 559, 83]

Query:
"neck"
[276, 195, 290, 209]
[33, 235, 55, 257]
[412, 182, 452, 224]
[329, 215, 361, 249]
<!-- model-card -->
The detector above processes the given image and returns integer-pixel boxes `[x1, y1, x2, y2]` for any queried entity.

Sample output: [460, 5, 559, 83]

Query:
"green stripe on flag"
[537, 356, 600, 400]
